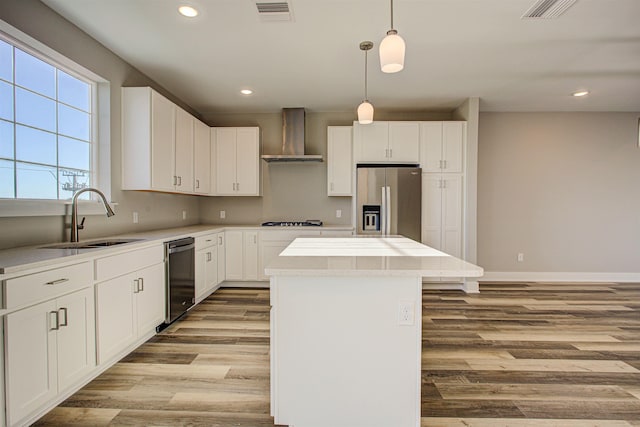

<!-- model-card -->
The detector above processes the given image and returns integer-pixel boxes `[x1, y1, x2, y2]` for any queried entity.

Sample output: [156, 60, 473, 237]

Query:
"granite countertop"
[265, 236, 484, 278]
[0, 224, 354, 275]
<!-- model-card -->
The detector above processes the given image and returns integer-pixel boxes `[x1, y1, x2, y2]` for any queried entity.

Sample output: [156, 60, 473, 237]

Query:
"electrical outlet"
[517, 253, 524, 262]
[132, 211, 139, 224]
[220, 210, 226, 219]
[182, 210, 187, 220]
[398, 300, 415, 325]
[336, 209, 342, 218]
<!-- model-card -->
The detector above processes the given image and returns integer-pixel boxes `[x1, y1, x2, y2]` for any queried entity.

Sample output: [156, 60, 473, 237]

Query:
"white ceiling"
[41, 0, 640, 114]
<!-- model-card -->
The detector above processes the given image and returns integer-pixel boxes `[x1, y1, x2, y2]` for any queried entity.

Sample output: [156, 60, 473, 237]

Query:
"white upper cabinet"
[193, 118, 211, 194]
[420, 121, 466, 173]
[174, 107, 195, 192]
[354, 121, 420, 163]
[212, 127, 261, 196]
[327, 126, 353, 196]
[122, 86, 207, 195]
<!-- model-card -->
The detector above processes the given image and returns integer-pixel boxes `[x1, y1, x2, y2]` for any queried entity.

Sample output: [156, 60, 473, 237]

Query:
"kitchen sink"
[40, 238, 144, 250]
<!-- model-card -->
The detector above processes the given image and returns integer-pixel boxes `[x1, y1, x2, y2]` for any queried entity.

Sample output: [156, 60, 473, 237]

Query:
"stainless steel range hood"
[261, 108, 323, 163]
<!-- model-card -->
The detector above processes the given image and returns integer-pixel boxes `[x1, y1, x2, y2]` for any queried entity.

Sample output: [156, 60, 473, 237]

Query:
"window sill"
[0, 199, 118, 218]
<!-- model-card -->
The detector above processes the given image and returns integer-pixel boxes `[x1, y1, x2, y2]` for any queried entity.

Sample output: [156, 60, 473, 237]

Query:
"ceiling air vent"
[254, 1, 293, 22]
[521, 0, 578, 19]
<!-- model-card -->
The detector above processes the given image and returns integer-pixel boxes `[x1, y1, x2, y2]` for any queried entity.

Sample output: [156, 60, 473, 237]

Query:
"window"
[0, 36, 96, 200]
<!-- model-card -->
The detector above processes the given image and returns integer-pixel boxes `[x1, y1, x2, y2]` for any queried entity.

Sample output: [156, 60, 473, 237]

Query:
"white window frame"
[0, 19, 112, 217]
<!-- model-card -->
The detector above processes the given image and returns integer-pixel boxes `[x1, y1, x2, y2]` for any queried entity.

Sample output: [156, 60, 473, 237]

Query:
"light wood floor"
[34, 283, 640, 426]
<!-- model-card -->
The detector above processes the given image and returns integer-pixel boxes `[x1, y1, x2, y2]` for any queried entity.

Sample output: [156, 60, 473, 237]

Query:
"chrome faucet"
[70, 187, 115, 242]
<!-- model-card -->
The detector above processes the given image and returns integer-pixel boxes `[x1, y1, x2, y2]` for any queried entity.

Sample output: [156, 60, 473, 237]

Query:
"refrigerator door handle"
[381, 186, 387, 235]
[386, 185, 391, 235]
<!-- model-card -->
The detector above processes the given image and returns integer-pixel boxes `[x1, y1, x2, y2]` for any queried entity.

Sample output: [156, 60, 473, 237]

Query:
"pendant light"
[379, 0, 405, 73]
[357, 41, 374, 125]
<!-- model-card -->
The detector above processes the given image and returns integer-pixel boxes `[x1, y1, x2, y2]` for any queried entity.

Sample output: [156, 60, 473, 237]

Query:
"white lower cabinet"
[5, 287, 95, 426]
[217, 232, 226, 284]
[225, 230, 258, 281]
[422, 174, 463, 258]
[195, 233, 219, 301]
[95, 262, 165, 364]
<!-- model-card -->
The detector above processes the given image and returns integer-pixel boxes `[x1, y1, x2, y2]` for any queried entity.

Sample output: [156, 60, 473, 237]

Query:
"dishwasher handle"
[167, 243, 195, 254]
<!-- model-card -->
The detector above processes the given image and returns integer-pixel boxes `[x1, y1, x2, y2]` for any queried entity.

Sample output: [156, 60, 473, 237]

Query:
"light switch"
[220, 210, 226, 219]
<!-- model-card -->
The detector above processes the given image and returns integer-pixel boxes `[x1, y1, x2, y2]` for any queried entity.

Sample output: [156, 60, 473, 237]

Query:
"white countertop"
[0, 224, 353, 275]
[265, 236, 484, 278]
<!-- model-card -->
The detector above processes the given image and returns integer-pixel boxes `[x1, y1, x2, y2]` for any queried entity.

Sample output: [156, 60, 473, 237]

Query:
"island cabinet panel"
[5, 287, 95, 427]
[271, 275, 422, 427]
[327, 126, 353, 196]
[354, 121, 420, 163]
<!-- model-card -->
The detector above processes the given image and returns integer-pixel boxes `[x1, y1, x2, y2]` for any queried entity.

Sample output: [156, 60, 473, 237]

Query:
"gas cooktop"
[261, 220, 323, 227]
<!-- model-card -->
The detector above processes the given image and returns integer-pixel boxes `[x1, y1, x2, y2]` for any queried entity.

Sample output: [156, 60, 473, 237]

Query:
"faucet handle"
[78, 217, 86, 230]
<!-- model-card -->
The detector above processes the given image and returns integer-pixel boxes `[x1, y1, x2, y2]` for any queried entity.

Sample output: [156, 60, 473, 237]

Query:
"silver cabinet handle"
[236, 182, 240, 191]
[46, 278, 69, 285]
[133, 279, 140, 293]
[196, 179, 200, 189]
[385, 148, 389, 158]
[253, 235, 257, 244]
[139, 277, 144, 292]
[207, 252, 212, 262]
[50, 311, 60, 331]
[177, 176, 182, 186]
[389, 148, 393, 158]
[218, 235, 223, 245]
[173, 175, 177, 185]
[59, 307, 68, 327]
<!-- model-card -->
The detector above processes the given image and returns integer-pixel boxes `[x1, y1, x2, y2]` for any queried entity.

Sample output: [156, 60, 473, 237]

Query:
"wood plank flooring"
[33, 283, 640, 426]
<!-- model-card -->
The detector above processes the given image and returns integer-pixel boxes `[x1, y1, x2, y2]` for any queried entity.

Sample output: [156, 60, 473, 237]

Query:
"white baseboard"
[481, 271, 640, 283]
[421, 281, 479, 293]
[220, 281, 269, 289]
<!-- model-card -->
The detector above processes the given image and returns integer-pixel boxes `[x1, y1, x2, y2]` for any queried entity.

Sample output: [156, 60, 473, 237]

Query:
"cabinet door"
[419, 122, 443, 172]
[214, 128, 237, 195]
[421, 174, 442, 250]
[225, 230, 245, 280]
[204, 245, 218, 294]
[5, 300, 58, 426]
[56, 287, 96, 391]
[195, 249, 208, 300]
[327, 126, 353, 196]
[96, 273, 136, 364]
[244, 231, 259, 280]
[441, 174, 463, 258]
[151, 90, 176, 191]
[175, 107, 194, 192]
[217, 232, 226, 284]
[235, 127, 260, 195]
[194, 119, 211, 194]
[442, 122, 464, 173]
[388, 122, 419, 162]
[135, 263, 166, 337]
[356, 121, 389, 162]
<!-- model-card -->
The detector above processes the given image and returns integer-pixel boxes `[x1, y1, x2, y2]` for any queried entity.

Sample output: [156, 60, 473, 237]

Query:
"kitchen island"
[265, 236, 483, 427]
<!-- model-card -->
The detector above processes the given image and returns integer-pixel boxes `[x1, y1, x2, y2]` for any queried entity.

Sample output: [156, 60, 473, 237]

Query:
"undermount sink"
[40, 238, 144, 250]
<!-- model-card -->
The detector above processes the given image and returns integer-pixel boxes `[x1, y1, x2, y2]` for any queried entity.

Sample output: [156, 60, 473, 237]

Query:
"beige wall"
[0, 0, 199, 249]
[199, 110, 453, 225]
[478, 112, 640, 273]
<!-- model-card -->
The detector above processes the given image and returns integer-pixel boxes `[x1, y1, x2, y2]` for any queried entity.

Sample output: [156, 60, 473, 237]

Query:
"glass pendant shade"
[357, 101, 374, 124]
[379, 30, 405, 73]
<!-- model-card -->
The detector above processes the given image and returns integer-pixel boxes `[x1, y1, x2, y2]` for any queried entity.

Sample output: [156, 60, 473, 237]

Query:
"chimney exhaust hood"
[261, 108, 323, 163]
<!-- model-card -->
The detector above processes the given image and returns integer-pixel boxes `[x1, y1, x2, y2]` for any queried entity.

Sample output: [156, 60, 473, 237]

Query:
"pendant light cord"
[390, 0, 394, 30]
[364, 48, 368, 101]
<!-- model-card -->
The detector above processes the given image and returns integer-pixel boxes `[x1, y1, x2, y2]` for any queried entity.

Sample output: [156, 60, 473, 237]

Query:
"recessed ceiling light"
[572, 90, 589, 97]
[240, 89, 253, 95]
[178, 5, 198, 17]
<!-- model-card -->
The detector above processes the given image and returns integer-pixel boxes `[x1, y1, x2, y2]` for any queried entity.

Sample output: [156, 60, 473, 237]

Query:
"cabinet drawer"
[260, 229, 321, 243]
[195, 233, 218, 250]
[95, 245, 164, 282]
[4, 261, 92, 309]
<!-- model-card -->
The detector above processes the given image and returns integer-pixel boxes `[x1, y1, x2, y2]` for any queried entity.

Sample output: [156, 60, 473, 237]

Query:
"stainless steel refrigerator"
[356, 165, 422, 242]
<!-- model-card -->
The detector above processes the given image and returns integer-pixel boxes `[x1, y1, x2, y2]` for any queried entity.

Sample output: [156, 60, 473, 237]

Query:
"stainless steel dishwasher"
[164, 237, 195, 325]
